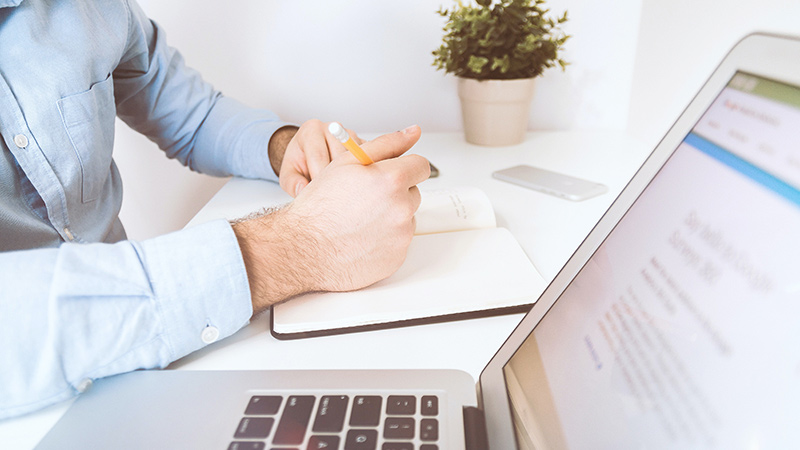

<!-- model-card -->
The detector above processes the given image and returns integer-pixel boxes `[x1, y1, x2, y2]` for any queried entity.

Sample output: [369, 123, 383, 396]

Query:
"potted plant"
[433, 0, 569, 146]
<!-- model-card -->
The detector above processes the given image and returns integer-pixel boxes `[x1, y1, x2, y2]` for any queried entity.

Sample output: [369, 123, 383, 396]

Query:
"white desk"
[0, 131, 648, 449]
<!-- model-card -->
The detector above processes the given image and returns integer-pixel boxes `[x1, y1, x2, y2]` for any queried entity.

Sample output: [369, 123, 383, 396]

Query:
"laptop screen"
[503, 72, 800, 449]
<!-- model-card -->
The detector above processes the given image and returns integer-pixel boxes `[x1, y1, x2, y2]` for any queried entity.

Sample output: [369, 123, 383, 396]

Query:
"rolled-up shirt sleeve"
[0, 219, 252, 419]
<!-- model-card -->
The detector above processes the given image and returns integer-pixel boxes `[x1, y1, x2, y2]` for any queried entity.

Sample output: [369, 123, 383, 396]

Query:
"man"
[0, 0, 430, 418]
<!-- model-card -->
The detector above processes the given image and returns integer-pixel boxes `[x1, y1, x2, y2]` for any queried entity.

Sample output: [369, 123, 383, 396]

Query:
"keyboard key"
[245, 395, 283, 415]
[345, 429, 378, 450]
[420, 418, 439, 441]
[227, 442, 266, 450]
[233, 417, 274, 439]
[421, 396, 438, 416]
[420, 445, 439, 450]
[382, 443, 413, 450]
[312, 395, 349, 432]
[273, 395, 316, 445]
[350, 396, 382, 427]
[383, 417, 415, 439]
[386, 396, 416, 415]
[308, 435, 340, 449]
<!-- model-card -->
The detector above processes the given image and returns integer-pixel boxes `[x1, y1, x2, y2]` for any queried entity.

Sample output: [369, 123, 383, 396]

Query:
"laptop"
[36, 32, 800, 449]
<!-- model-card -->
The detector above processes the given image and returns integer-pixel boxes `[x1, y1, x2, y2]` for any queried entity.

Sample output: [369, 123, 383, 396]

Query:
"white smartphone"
[492, 164, 608, 201]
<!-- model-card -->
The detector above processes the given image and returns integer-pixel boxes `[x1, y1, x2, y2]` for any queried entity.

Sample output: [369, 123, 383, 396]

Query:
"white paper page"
[273, 228, 545, 334]
[414, 187, 496, 235]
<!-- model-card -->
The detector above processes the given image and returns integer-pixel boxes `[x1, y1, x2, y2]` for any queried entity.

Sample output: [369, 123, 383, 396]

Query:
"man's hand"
[272, 119, 364, 197]
[234, 125, 429, 313]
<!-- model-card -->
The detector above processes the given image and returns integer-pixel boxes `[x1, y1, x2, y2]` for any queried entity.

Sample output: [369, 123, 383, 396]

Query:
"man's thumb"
[360, 125, 421, 162]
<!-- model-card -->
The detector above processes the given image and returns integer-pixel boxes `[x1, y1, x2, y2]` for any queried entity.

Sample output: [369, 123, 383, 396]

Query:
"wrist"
[231, 206, 323, 313]
[267, 125, 300, 177]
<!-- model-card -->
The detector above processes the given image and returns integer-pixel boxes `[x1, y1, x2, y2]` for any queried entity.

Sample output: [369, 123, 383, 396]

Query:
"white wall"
[114, 1, 800, 240]
[627, 0, 800, 149]
[133, 0, 639, 131]
[116, 0, 641, 240]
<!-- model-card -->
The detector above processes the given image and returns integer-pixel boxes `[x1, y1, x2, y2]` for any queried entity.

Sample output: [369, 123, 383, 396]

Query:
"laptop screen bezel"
[476, 32, 800, 449]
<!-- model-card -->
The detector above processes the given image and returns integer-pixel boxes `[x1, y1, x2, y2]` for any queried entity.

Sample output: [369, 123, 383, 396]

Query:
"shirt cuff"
[140, 219, 252, 361]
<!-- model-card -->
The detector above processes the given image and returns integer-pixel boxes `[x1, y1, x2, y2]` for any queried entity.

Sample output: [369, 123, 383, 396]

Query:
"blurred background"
[117, 0, 800, 240]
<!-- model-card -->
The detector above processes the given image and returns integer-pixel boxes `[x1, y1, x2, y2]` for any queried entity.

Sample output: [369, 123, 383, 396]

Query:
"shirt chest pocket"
[57, 75, 116, 203]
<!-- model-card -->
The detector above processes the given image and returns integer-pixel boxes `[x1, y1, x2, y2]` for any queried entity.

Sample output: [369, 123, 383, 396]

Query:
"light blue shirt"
[0, 0, 291, 418]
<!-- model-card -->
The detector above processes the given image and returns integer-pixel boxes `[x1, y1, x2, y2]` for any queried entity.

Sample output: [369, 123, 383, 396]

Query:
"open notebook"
[270, 187, 547, 339]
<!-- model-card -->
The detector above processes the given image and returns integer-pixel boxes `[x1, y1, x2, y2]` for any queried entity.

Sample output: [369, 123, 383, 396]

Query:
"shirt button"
[13, 134, 28, 148]
[201, 325, 220, 344]
[76, 378, 93, 393]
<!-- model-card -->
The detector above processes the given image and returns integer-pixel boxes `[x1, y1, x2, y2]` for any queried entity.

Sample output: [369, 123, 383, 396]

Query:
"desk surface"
[0, 131, 648, 449]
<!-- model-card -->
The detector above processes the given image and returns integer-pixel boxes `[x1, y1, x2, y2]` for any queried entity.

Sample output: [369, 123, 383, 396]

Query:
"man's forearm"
[267, 125, 300, 176]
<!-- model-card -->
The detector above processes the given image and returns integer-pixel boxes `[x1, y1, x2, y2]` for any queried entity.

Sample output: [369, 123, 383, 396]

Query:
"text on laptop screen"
[503, 72, 800, 449]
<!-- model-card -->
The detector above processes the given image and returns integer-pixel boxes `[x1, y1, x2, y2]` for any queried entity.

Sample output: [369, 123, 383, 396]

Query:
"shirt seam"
[79, 333, 171, 382]
[1, 333, 168, 416]
[121, 0, 134, 62]
[129, 241, 178, 361]
[1, 390, 73, 420]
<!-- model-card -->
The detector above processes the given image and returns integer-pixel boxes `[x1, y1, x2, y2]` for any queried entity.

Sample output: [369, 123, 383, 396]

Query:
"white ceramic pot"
[457, 77, 536, 146]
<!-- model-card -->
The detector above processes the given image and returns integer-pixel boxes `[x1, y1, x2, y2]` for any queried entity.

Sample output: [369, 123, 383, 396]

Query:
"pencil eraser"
[328, 122, 348, 143]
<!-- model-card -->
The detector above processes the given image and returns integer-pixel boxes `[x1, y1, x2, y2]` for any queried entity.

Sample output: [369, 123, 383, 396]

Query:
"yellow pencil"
[328, 122, 373, 165]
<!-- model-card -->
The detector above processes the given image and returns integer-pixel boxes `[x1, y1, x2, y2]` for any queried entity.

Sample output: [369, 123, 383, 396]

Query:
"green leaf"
[491, 54, 511, 73]
[467, 55, 489, 74]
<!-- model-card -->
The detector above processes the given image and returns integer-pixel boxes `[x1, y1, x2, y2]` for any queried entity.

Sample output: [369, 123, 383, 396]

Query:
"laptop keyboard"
[228, 394, 441, 450]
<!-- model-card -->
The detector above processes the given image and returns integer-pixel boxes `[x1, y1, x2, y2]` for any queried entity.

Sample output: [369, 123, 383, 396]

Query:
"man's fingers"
[408, 185, 422, 212]
[379, 153, 431, 188]
[348, 128, 364, 145]
[304, 137, 334, 179]
[358, 125, 421, 163]
[279, 171, 310, 197]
